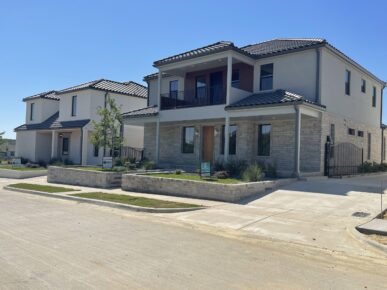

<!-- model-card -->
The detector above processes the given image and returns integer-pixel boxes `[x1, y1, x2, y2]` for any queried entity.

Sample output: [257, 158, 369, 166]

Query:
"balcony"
[160, 87, 226, 110]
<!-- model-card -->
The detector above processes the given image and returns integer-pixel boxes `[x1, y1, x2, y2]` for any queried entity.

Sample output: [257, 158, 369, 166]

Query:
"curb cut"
[3, 186, 206, 214]
[347, 225, 387, 257]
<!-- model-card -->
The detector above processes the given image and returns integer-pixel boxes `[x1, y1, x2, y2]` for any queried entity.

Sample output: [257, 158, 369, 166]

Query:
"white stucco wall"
[35, 132, 52, 163]
[16, 131, 37, 161]
[147, 76, 185, 107]
[58, 90, 92, 121]
[320, 47, 383, 127]
[25, 98, 59, 124]
[123, 125, 144, 148]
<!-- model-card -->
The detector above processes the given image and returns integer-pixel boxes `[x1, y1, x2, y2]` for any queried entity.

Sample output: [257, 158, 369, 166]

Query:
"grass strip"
[8, 183, 77, 193]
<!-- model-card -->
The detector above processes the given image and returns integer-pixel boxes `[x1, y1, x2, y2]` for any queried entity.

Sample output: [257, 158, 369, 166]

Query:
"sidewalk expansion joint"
[237, 209, 294, 230]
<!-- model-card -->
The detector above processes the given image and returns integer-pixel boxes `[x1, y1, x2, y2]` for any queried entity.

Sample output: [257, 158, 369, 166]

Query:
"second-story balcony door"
[210, 72, 223, 105]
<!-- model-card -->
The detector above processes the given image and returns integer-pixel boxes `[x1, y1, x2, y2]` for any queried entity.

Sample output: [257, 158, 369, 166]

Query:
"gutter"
[225, 100, 326, 112]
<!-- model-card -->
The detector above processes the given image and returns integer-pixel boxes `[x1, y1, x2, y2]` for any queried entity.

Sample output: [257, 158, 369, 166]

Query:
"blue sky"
[1, 0, 386, 139]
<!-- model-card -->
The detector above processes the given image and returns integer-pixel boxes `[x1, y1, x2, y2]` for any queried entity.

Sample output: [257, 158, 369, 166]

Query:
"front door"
[202, 126, 214, 163]
[210, 72, 223, 104]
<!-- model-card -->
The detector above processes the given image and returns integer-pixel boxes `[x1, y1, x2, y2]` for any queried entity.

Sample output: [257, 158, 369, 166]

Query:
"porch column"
[81, 128, 88, 165]
[51, 130, 57, 159]
[157, 70, 162, 108]
[294, 106, 301, 177]
[224, 116, 230, 162]
[155, 120, 160, 164]
[226, 54, 232, 106]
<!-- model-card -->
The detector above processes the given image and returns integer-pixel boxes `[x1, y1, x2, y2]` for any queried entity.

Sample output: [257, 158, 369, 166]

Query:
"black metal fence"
[325, 141, 363, 177]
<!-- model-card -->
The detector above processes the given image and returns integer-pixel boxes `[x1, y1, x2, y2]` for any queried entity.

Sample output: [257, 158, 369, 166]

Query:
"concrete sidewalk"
[357, 218, 387, 235]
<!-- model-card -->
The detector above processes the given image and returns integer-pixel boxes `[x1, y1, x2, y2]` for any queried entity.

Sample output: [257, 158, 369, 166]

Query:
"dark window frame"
[30, 103, 35, 121]
[182, 126, 195, 154]
[231, 69, 240, 89]
[93, 145, 99, 157]
[62, 137, 70, 155]
[330, 124, 335, 144]
[372, 86, 377, 107]
[345, 70, 351, 95]
[358, 130, 364, 137]
[260, 63, 274, 91]
[348, 128, 356, 136]
[195, 76, 206, 99]
[169, 80, 178, 99]
[367, 132, 372, 160]
[258, 124, 271, 156]
[361, 79, 366, 93]
[221, 124, 237, 155]
[71, 95, 77, 116]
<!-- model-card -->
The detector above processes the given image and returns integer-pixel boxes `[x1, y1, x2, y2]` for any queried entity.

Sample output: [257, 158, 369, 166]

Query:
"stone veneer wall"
[320, 112, 383, 173]
[143, 115, 323, 177]
[0, 169, 47, 179]
[48, 166, 122, 188]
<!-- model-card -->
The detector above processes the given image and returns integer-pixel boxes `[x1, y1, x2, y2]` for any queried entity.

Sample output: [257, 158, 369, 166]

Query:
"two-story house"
[122, 38, 386, 177]
[15, 79, 147, 165]
[0, 139, 16, 158]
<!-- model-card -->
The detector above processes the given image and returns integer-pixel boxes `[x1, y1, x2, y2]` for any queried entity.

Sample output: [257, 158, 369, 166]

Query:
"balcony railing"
[160, 87, 226, 110]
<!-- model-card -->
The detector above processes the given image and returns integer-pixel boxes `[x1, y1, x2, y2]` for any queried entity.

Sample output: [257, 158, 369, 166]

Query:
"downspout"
[381, 86, 385, 163]
[294, 103, 301, 178]
[315, 48, 321, 104]
[80, 128, 83, 165]
[103, 92, 108, 157]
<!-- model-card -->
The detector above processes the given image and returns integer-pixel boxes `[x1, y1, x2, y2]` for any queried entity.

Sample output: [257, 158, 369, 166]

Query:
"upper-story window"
[361, 79, 366, 93]
[231, 69, 240, 89]
[30, 103, 35, 121]
[71, 95, 77, 116]
[195, 76, 206, 99]
[260, 63, 273, 91]
[345, 70, 351, 95]
[372, 86, 377, 107]
[169, 80, 178, 99]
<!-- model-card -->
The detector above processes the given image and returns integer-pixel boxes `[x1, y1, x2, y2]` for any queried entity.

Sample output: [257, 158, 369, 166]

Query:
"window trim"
[260, 63, 274, 91]
[71, 95, 77, 116]
[372, 86, 377, 107]
[182, 126, 195, 154]
[345, 70, 351, 95]
[30, 103, 35, 121]
[361, 79, 366, 93]
[257, 124, 271, 156]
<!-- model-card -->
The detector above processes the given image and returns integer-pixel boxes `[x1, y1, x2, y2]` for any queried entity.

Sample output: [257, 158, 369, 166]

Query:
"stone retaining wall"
[122, 174, 295, 202]
[48, 166, 122, 188]
[0, 169, 47, 179]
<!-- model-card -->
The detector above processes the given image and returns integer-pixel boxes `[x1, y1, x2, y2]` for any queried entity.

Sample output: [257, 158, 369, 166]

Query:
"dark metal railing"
[121, 146, 144, 162]
[160, 87, 226, 110]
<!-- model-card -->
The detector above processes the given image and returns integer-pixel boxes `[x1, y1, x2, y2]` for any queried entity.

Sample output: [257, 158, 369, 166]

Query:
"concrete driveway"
[167, 174, 387, 257]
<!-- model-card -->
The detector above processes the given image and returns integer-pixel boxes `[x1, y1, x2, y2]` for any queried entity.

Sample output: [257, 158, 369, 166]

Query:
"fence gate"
[324, 141, 363, 177]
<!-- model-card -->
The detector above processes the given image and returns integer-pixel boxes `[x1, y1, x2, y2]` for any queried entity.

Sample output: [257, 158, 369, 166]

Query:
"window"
[383, 137, 386, 161]
[367, 133, 372, 160]
[221, 125, 237, 155]
[258, 124, 271, 156]
[348, 128, 355, 136]
[195, 76, 206, 99]
[62, 137, 69, 155]
[358, 130, 364, 137]
[71, 95, 77, 116]
[330, 124, 335, 144]
[345, 70, 351, 95]
[231, 69, 240, 88]
[361, 79, 366, 93]
[260, 64, 273, 91]
[93, 145, 99, 157]
[169, 80, 178, 99]
[182, 127, 195, 153]
[372, 86, 377, 107]
[30, 103, 35, 121]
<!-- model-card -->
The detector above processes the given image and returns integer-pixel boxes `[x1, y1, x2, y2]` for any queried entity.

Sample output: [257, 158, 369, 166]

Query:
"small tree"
[0, 132, 5, 147]
[90, 95, 123, 161]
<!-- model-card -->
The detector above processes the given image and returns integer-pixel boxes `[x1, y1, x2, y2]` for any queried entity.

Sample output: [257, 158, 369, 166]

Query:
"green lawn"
[71, 192, 201, 208]
[8, 183, 77, 193]
[68, 167, 125, 172]
[0, 165, 45, 171]
[146, 173, 242, 184]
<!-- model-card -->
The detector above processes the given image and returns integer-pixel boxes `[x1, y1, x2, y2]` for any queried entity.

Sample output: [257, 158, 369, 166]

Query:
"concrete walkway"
[357, 218, 387, 235]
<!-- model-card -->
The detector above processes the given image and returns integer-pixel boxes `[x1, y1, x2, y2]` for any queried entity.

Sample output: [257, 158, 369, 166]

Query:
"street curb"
[3, 186, 206, 214]
[347, 225, 387, 257]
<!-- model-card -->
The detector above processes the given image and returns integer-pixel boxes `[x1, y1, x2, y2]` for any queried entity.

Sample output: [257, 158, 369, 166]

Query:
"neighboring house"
[0, 139, 16, 158]
[15, 79, 147, 165]
[122, 38, 386, 177]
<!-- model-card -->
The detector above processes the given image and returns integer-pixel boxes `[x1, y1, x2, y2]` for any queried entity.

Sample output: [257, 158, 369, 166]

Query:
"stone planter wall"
[48, 166, 122, 189]
[0, 169, 47, 179]
[122, 174, 296, 202]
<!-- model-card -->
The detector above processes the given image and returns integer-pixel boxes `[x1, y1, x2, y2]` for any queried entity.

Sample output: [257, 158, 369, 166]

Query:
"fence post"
[324, 137, 331, 176]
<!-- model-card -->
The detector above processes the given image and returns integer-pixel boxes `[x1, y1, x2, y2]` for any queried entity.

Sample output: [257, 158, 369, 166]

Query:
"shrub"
[175, 170, 182, 175]
[37, 160, 47, 168]
[213, 171, 229, 179]
[63, 159, 74, 166]
[20, 157, 29, 164]
[213, 160, 225, 171]
[143, 160, 156, 170]
[26, 163, 39, 168]
[242, 163, 263, 182]
[225, 159, 248, 178]
[359, 161, 387, 173]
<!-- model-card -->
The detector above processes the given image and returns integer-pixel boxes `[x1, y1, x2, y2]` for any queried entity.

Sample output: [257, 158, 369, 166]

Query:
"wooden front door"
[202, 126, 214, 163]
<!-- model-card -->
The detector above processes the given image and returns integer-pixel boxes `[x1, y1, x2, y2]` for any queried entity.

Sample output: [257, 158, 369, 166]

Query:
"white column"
[157, 70, 162, 108]
[224, 116, 230, 162]
[226, 54, 233, 105]
[155, 120, 160, 164]
[81, 128, 88, 165]
[295, 106, 301, 177]
[51, 130, 57, 158]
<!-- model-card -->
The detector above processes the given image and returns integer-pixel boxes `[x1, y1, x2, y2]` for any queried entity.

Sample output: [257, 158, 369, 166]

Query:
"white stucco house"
[123, 38, 386, 177]
[15, 79, 147, 165]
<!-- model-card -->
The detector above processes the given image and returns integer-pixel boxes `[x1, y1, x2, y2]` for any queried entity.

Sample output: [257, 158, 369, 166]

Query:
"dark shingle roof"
[23, 90, 59, 102]
[154, 41, 237, 66]
[14, 112, 90, 132]
[57, 79, 147, 98]
[122, 106, 159, 119]
[241, 38, 326, 57]
[226, 90, 325, 110]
